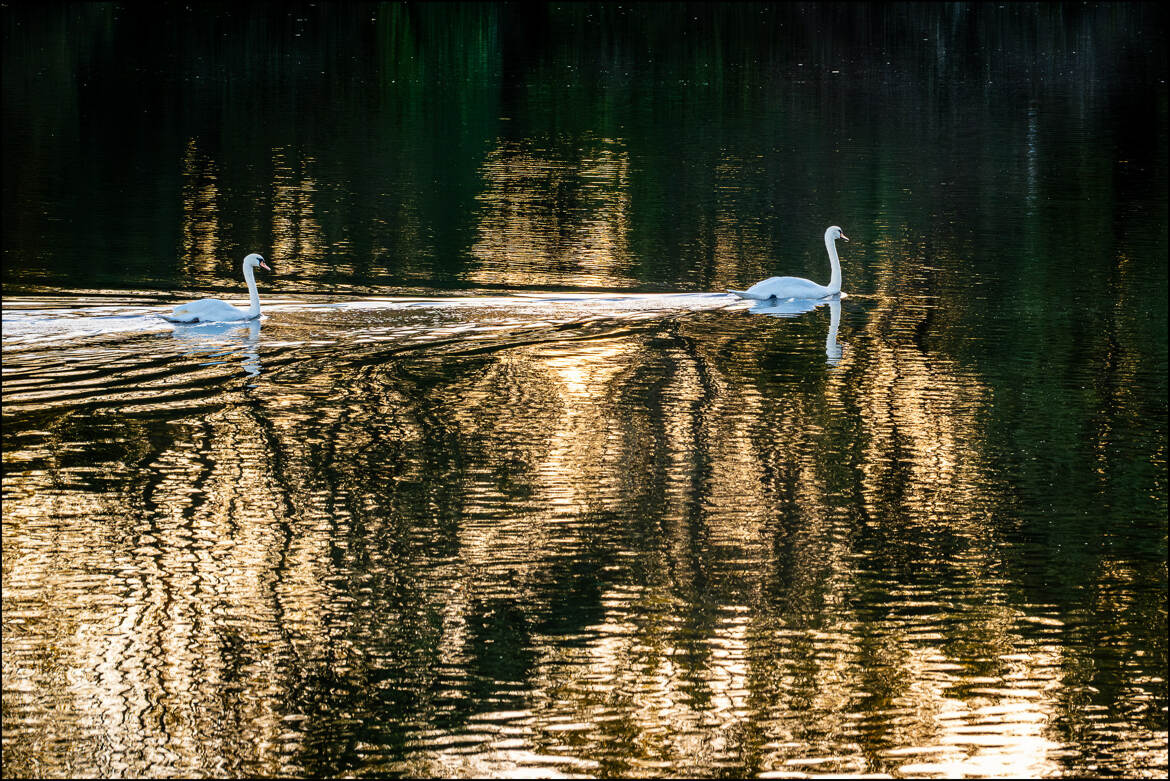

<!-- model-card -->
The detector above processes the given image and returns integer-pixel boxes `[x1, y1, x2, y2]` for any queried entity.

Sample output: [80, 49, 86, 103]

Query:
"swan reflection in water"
[168, 317, 262, 376]
[747, 295, 844, 367]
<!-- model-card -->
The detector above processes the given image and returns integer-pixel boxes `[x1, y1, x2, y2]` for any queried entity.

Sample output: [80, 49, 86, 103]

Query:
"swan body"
[164, 253, 271, 323]
[729, 226, 848, 300]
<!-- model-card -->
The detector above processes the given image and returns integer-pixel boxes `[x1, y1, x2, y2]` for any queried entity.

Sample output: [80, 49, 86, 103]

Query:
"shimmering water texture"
[4, 288, 1165, 778]
[3, 3, 1167, 779]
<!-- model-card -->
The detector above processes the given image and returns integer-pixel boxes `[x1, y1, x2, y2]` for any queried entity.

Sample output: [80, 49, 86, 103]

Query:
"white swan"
[729, 226, 849, 300]
[163, 253, 271, 323]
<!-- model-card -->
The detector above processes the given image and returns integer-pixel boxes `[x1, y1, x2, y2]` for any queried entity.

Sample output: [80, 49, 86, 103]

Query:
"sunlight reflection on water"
[3, 286, 1166, 778]
[3, 3, 1166, 776]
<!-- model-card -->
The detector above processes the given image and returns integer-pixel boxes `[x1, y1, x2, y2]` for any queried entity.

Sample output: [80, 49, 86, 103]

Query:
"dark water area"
[3, 3, 1167, 778]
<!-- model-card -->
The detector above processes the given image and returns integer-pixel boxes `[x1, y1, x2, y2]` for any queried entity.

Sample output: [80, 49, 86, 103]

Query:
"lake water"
[2, 4, 1167, 778]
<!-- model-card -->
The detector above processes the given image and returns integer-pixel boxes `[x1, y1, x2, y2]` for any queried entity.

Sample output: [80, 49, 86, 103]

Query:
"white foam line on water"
[1, 293, 748, 351]
[262, 291, 737, 313]
[2, 305, 174, 348]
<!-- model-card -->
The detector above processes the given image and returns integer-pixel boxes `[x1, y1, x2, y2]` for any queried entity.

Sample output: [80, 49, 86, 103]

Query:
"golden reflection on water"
[271, 148, 328, 276]
[469, 136, 633, 289]
[531, 338, 636, 516]
[856, 225, 995, 530]
[713, 153, 773, 289]
[4, 7, 1166, 774]
[179, 139, 221, 278]
[3, 225, 1166, 777]
[131, 406, 290, 774]
[179, 143, 329, 287]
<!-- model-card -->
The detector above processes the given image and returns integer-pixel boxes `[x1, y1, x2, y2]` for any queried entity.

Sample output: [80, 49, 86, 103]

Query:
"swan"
[729, 226, 849, 300]
[163, 253, 271, 323]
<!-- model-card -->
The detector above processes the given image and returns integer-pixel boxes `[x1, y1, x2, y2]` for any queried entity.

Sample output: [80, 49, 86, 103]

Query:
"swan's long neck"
[243, 264, 261, 317]
[825, 233, 842, 294]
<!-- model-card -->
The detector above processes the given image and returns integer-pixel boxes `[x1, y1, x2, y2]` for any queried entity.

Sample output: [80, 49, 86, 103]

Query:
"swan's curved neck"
[825, 234, 842, 294]
[243, 264, 261, 317]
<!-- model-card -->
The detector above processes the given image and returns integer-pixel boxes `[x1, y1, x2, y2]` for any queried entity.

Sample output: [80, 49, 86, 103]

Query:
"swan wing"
[729, 278, 783, 300]
[742, 276, 830, 300]
[168, 297, 247, 323]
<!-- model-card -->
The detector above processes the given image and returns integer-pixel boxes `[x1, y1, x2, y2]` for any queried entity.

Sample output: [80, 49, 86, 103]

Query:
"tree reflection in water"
[2, 2, 1165, 778]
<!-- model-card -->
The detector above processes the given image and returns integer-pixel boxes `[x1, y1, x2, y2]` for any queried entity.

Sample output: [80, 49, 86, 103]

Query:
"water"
[3, 4, 1167, 778]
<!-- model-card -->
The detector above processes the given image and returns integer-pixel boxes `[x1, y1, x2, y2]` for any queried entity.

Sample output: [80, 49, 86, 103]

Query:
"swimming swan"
[164, 253, 271, 323]
[729, 226, 848, 300]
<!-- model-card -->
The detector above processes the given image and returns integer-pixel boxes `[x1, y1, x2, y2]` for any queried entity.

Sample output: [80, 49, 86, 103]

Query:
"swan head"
[244, 253, 272, 272]
[826, 226, 849, 243]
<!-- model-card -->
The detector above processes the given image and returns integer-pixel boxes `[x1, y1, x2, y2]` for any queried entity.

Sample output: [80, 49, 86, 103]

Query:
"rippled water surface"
[3, 4, 1167, 778]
